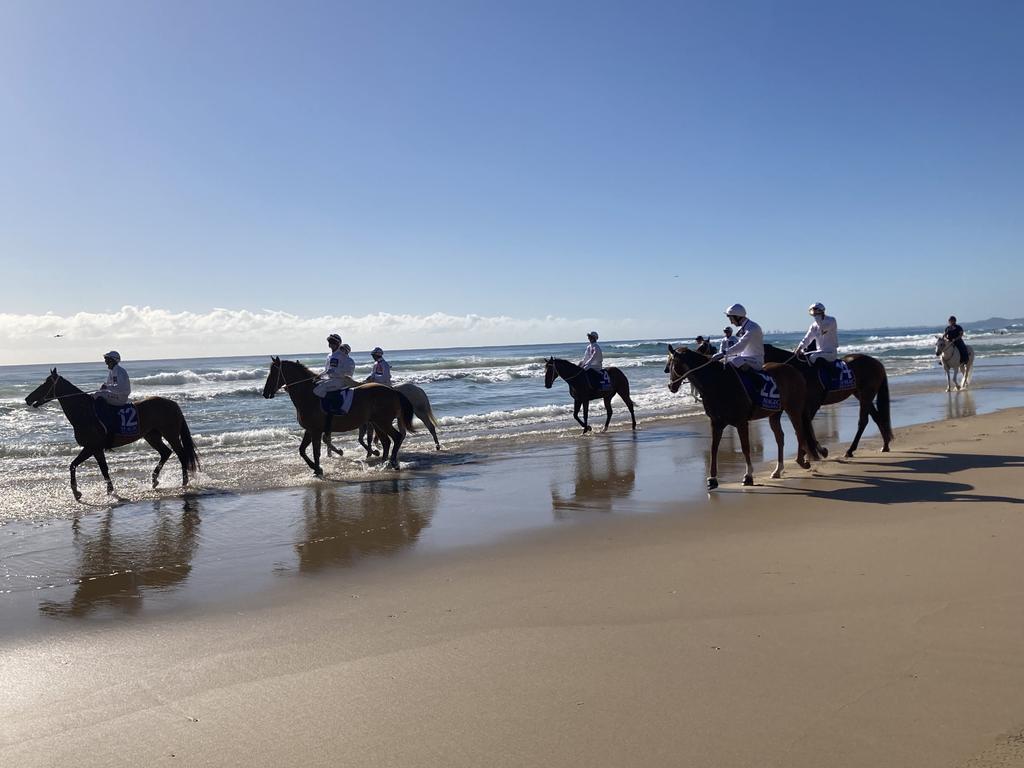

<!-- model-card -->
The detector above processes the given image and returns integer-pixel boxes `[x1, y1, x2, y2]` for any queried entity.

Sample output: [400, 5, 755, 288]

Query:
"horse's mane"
[283, 359, 316, 378]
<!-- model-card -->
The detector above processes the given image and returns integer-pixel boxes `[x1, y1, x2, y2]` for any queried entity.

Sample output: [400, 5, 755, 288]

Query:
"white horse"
[935, 336, 974, 392]
[358, 382, 441, 455]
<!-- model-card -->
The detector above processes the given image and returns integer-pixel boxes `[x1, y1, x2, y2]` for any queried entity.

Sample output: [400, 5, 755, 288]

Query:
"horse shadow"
[776, 451, 1024, 506]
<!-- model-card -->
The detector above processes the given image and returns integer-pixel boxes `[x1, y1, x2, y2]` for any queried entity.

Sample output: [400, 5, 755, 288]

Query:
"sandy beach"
[2, 398, 1024, 767]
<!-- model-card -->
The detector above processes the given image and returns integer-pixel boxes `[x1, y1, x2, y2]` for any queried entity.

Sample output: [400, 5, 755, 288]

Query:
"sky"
[1, 0, 1022, 364]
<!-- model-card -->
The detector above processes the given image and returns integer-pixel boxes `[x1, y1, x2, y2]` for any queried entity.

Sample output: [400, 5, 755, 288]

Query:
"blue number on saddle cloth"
[598, 371, 612, 391]
[320, 389, 355, 415]
[756, 373, 782, 411]
[95, 401, 140, 436]
[830, 361, 856, 392]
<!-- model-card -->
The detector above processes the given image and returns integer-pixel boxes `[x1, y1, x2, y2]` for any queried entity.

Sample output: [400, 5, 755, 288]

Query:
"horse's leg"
[376, 423, 393, 463]
[582, 400, 592, 434]
[737, 422, 754, 486]
[945, 365, 954, 392]
[163, 431, 191, 486]
[707, 421, 723, 490]
[572, 399, 587, 433]
[845, 398, 871, 458]
[311, 430, 323, 477]
[768, 412, 785, 479]
[298, 432, 319, 475]
[621, 391, 637, 430]
[144, 432, 173, 489]
[387, 421, 404, 469]
[424, 418, 441, 450]
[69, 446, 93, 502]
[94, 449, 115, 495]
[602, 396, 613, 432]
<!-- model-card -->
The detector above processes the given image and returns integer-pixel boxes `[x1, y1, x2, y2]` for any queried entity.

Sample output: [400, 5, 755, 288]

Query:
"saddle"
[735, 369, 782, 412]
[319, 389, 355, 415]
[817, 360, 856, 393]
[584, 369, 613, 392]
[94, 400, 141, 438]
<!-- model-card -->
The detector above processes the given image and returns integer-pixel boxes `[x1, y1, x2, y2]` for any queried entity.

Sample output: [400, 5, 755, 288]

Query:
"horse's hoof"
[314, 468, 324, 478]
[706, 477, 718, 491]
[819, 446, 829, 458]
[434, 445, 441, 451]
[742, 476, 754, 487]
[770, 470, 782, 479]
[152, 480, 159, 489]
[881, 446, 890, 453]
[797, 458, 811, 470]
[73, 490, 82, 502]
[106, 485, 114, 495]
[844, 450, 855, 459]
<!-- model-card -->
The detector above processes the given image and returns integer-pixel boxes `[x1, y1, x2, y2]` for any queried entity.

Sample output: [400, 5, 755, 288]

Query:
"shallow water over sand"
[2, 363, 1023, 639]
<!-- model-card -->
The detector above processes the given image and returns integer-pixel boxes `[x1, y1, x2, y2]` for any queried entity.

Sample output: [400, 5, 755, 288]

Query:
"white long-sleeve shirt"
[322, 349, 356, 380]
[798, 314, 839, 362]
[718, 335, 738, 354]
[722, 319, 764, 369]
[579, 342, 603, 370]
[96, 364, 131, 406]
[368, 358, 392, 385]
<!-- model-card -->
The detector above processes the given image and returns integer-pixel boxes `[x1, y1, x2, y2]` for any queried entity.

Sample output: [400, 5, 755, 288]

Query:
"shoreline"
[2, 407, 1023, 766]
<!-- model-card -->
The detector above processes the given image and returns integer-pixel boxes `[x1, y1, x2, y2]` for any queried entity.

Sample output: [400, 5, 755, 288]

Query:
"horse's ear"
[271, 355, 279, 363]
[51, 367, 58, 376]
[667, 344, 675, 354]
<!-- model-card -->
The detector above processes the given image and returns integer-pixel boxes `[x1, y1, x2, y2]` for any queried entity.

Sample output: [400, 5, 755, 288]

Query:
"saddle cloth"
[95, 400, 141, 437]
[319, 388, 355, 415]
[586, 370, 613, 392]
[819, 360, 856, 393]
[737, 370, 782, 412]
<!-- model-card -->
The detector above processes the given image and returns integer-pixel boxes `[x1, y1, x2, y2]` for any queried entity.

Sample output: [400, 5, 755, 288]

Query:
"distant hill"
[963, 317, 1024, 330]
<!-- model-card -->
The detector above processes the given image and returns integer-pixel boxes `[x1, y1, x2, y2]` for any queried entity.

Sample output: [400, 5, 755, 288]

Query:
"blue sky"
[1, 0, 1022, 363]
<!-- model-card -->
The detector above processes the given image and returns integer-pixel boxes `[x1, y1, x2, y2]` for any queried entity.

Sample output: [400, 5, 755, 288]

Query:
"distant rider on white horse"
[943, 316, 970, 364]
[796, 302, 839, 374]
[365, 347, 393, 386]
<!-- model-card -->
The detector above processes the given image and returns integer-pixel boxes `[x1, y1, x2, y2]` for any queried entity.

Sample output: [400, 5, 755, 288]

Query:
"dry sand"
[3, 408, 1024, 767]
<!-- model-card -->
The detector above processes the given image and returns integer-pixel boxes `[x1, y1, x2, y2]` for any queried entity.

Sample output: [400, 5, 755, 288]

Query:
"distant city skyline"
[1, 1, 1021, 364]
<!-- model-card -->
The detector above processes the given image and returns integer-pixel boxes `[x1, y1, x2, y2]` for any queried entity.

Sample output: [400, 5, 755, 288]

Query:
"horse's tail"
[179, 415, 201, 473]
[398, 392, 417, 433]
[876, 371, 894, 445]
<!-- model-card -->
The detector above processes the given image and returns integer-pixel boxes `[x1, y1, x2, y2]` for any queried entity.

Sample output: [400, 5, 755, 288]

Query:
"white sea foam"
[134, 368, 265, 386]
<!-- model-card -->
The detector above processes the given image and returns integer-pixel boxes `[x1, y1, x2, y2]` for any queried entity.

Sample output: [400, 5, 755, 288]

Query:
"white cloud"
[0, 305, 641, 364]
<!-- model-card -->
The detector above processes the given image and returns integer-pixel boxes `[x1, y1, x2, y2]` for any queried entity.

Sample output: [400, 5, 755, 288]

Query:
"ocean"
[2, 322, 1023, 523]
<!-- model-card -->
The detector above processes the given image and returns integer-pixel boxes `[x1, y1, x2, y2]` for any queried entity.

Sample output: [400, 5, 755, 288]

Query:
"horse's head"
[263, 356, 283, 399]
[934, 336, 946, 356]
[665, 345, 689, 393]
[25, 368, 60, 408]
[544, 357, 557, 388]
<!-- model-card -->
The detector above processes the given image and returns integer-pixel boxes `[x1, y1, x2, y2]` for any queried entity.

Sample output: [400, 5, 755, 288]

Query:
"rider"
[94, 351, 131, 407]
[365, 347, 393, 385]
[943, 315, 969, 363]
[579, 330, 604, 389]
[713, 304, 764, 371]
[719, 326, 738, 354]
[313, 334, 358, 398]
[796, 302, 839, 373]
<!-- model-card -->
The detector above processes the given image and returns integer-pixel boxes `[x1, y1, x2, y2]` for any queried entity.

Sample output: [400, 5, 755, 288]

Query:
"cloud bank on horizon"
[0, 305, 642, 365]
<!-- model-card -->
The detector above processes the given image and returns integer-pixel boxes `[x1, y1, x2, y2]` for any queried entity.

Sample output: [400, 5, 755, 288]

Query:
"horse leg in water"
[94, 449, 115, 495]
[572, 399, 588, 433]
[69, 446, 94, 502]
[737, 421, 755, 486]
[298, 432, 322, 476]
[707, 421, 724, 490]
[768, 412, 785, 479]
[358, 424, 379, 458]
[419, 413, 441, 450]
[163, 430, 192, 486]
[582, 400, 592, 433]
[602, 395, 613, 432]
[621, 391, 637, 430]
[144, 431, 173, 488]
[374, 419, 404, 469]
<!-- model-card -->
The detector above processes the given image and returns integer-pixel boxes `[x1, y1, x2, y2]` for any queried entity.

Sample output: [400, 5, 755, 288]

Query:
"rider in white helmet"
[579, 331, 605, 389]
[796, 302, 839, 372]
[365, 347, 392, 385]
[95, 351, 131, 406]
[713, 304, 764, 371]
[313, 334, 358, 398]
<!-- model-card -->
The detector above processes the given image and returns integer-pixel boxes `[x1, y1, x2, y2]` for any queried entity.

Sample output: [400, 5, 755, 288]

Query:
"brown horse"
[262, 357, 416, 474]
[665, 346, 817, 490]
[763, 344, 893, 460]
[544, 358, 637, 433]
[25, 369, 200, 501]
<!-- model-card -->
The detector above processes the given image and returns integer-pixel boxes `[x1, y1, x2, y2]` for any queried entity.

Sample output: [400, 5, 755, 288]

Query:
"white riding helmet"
[724, 303, 746, 318]
[103, 350, 121, 363]
[808, 302, 826, 315]
[587, 330, 599, 340]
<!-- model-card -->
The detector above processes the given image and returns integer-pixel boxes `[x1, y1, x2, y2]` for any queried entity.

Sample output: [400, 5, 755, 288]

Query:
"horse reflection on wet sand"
[550, 436, 637, 517]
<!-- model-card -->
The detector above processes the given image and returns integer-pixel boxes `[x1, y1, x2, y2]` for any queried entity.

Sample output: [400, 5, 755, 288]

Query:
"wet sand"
[3, 380, 1024, 766]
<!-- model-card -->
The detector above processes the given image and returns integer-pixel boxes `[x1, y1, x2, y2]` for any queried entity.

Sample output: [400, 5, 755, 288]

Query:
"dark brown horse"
[25, 369, 200, 501]
[763, 344, 893, 460]
[262, 357, 416, 474]
[665, 346, 817, 490]
[544, 358, 637, 433]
